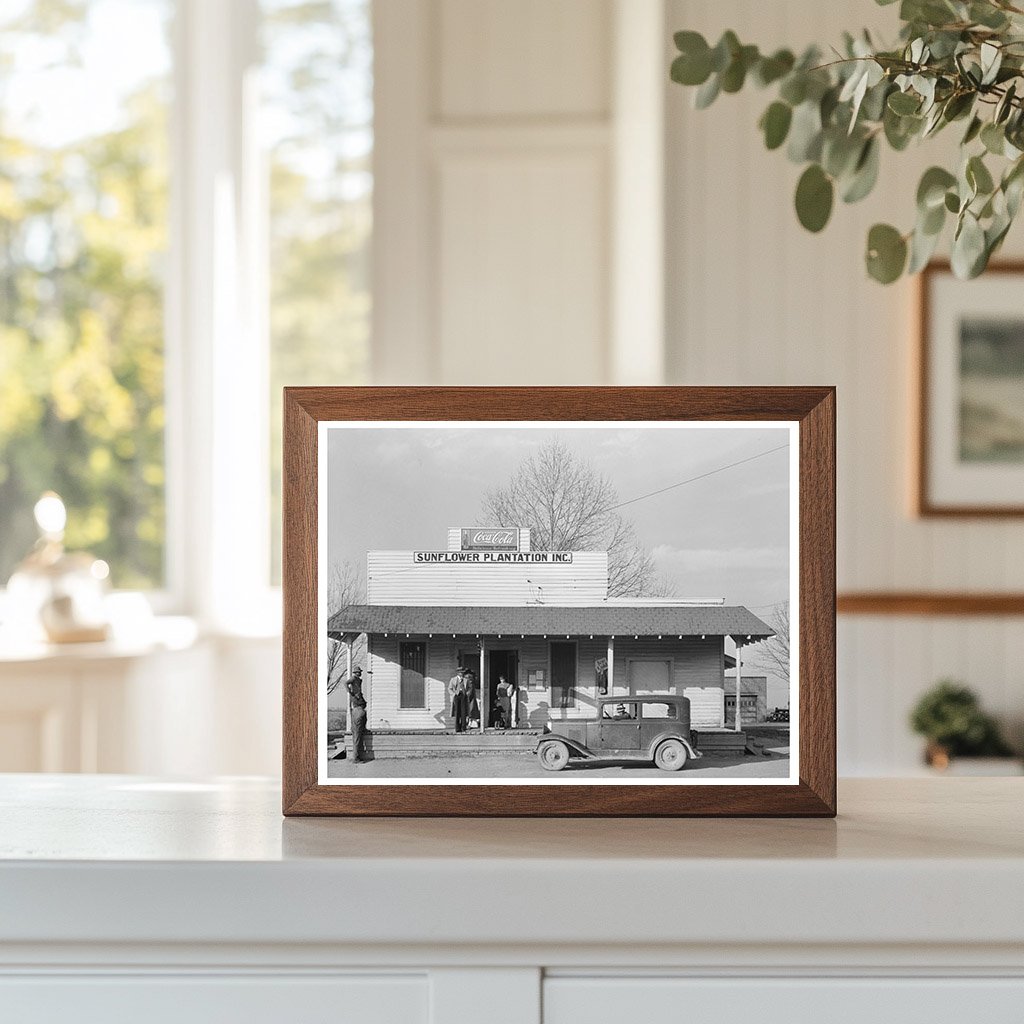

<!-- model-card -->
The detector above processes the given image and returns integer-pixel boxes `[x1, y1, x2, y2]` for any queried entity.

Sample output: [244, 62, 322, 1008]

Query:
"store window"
[399, 640, 426, 709]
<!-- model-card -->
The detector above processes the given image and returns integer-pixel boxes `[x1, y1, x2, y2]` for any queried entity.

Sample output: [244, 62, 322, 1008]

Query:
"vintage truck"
[536, 694, 701, 772]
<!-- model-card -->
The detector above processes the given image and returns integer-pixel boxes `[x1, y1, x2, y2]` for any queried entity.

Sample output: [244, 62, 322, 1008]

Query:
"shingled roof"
[327, 604, 774, 639]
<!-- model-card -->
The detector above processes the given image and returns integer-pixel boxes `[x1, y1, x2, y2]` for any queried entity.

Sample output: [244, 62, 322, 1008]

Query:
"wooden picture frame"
[917, 261, 1024, 517]
[283, 387, 836, 817]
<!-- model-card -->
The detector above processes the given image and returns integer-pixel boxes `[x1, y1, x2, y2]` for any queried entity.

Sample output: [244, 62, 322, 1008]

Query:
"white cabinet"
[544, 978, 1024, 1024]
[1, 975, 428, 1024]
[1, 777, 1022, 1023]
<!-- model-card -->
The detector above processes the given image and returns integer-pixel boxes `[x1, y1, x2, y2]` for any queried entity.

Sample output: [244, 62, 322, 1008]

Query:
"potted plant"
[670, 0, 1024, 283]
[909, 679, 1018, 772]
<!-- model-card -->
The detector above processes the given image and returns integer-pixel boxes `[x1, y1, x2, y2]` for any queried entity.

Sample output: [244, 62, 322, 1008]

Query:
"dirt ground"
[326, 747, 791, 780]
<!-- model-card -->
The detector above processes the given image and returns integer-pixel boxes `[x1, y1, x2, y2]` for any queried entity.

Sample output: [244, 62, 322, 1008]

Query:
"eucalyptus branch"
[670, 0, 1024, 282]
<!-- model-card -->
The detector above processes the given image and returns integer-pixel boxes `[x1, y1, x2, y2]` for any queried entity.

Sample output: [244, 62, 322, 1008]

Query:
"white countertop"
[1, 775, 1022, 954]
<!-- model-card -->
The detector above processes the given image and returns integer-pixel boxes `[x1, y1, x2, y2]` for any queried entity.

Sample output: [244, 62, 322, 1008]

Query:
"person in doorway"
[448, 668, 467, 732]
[346, 667, 368, 763]
[495, 675, 513, 730]
[465, 670, 480, 729]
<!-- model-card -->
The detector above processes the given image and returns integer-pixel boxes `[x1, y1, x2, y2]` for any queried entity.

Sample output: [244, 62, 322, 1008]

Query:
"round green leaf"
[967, 155, 995, 196]
[866, 223, 908, 284]
[787, 101, 823, 162]
[917, 166, 957, 211]
[981, 122, 1005, 155]
[908, 223, 942, 274]
[944, 190, 960, 214]
[842, 137, 880, 203]
[920, 200, 945, 235]
[694, 73, 721, 109]
[710, 31, 740, 73]
[962, 116, 983, 145]
[943, 92, 974, 123]
[760, 101, 792, 150]
[754, 49, 794, 87]
[721, 44, 757, 93]
[779, 74, 807, 106]
[884, 107, 924, 151]
[823, 129, 862, 179]
[887, 90, 920, 116]
[671, 32, 712, 86]
[952, 213, 987, 279]
[795, 164, 834, 233]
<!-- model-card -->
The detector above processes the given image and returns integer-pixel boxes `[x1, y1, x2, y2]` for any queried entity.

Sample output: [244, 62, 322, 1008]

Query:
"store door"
[549, 641, 577, 709]
[488, 649, 519, 727]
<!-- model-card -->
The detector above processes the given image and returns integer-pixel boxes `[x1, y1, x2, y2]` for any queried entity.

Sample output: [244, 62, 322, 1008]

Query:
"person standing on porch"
[496, 675, 513, 729]
[449, 668, 467, 732]
[346, 667, 368, 763]
[465, 670, 480, 729]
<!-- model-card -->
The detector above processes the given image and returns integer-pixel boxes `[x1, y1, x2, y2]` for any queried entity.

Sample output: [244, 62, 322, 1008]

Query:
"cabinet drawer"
[0, 974, 427, 1024]
[544, 977, 1024, 1024]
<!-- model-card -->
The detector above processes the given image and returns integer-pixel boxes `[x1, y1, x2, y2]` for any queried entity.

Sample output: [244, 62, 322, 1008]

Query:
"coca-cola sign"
[461, 527, 519, 551]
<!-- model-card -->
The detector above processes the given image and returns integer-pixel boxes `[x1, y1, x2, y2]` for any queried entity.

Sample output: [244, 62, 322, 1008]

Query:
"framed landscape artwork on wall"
[918, 262, 1024, 516]
[282, 387, 836, 817]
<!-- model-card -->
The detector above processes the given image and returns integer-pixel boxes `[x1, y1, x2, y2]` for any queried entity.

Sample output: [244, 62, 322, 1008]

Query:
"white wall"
[373, 0, 665, 386]
[665, 0, 1024, 772]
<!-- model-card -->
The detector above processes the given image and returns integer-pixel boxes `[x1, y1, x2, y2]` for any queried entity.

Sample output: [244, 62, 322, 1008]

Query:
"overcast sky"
[326, 423, 792, 612]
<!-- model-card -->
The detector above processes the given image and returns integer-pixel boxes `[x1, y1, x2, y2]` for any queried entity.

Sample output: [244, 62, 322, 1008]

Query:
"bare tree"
[326, 561, 366, 695]
[746, 601, 789, 682]
[481, 439, 657, 597]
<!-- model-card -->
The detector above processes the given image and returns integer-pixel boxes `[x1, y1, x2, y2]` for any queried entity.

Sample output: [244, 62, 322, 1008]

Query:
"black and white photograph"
[318, 421, 798, 785]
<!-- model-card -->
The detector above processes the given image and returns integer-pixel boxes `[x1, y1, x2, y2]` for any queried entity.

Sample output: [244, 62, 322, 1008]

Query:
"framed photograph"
[917, 261, 1024, 516]
[283, 387, 835, 816]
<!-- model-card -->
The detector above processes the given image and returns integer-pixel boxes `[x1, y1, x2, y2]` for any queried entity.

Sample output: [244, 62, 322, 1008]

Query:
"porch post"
[344, 640, 353, 757]
[479, 637, 486, 733]
[734, 641, 743, 733]
[606, 635, 615, 694]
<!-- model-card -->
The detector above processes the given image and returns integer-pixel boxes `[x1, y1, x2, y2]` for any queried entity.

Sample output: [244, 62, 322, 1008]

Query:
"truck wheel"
[654, 739, 687, 771]
[538, 740, 570, 771]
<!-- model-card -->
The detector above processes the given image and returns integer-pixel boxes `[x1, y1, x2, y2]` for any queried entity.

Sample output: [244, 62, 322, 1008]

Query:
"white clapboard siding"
[683, 688, 726, 730]
[609, 638, 724, 692]
[366, 552, 609, 606]
[368, 636, 450, 730]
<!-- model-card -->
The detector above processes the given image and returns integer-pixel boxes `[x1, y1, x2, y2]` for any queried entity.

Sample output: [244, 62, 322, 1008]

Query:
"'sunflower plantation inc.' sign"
[414, 551, 573, 564]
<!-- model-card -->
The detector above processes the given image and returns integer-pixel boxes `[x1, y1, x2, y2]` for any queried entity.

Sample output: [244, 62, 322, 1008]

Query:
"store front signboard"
[414, 551, 572, 564]
[461, 528, 519, 550]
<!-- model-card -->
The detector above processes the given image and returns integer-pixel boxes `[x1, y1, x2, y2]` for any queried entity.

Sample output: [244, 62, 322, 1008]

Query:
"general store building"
[327, 527, 774, 743]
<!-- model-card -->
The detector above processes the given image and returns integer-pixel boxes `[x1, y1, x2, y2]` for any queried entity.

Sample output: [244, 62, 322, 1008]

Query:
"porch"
[337, 727, 543, 760]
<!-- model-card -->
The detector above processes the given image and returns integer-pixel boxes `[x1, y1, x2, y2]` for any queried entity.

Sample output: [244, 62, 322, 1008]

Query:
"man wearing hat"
[346, 667, 369, 763]
[448, 667, 467, 733]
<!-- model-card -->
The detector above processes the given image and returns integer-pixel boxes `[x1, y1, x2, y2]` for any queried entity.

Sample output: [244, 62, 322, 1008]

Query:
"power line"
[606, 443, 790, 512]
